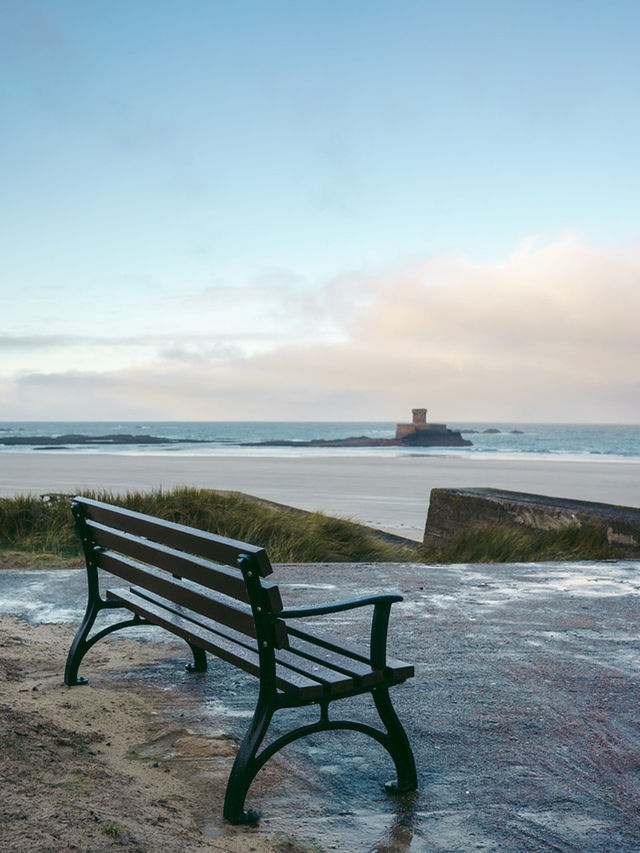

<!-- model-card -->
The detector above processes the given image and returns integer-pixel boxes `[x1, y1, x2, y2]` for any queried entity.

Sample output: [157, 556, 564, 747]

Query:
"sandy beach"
[1, 450, 639, 540]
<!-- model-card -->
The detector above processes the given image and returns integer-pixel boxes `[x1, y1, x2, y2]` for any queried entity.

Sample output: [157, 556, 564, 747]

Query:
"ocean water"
[0, 421, 639, 462]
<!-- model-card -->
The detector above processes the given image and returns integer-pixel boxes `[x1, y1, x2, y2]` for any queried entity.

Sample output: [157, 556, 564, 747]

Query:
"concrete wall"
[424, 487, 640, 556]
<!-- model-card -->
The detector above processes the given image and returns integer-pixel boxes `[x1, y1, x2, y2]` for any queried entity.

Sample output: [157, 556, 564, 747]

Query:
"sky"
[1, 0, 640, 423]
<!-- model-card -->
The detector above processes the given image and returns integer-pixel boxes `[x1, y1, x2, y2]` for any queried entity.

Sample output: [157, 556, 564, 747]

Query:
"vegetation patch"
[0, 488, 416, 566]
[101, 821, 126, 837]
[0, 489, 627, 567]
[421, 524, 627, 564]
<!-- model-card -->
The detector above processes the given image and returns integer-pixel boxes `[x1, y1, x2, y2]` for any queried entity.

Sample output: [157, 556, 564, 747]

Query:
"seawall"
[424, 487, 640, 556]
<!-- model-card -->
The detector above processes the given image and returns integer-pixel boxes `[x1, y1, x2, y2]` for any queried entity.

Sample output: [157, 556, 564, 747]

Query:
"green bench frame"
[64, 496, 417, 823]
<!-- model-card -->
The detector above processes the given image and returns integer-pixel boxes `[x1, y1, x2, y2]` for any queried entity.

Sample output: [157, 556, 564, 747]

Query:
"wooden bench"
[64, 496, 417, 823]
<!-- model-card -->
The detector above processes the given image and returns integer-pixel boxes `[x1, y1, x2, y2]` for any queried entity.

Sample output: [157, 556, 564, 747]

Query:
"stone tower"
[395, 407, 447, 439]
[396, 407, 428, 439]
[412, 408, 427, 427]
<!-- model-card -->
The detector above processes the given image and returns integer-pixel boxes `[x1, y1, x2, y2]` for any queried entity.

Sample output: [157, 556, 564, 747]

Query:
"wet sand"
[1, 451, 639, 540]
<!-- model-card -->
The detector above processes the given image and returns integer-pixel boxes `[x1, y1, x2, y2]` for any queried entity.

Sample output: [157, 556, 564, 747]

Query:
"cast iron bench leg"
[65, 608, 149, 686]
[372, 685, 417, 792]
[223, 696, 274, 824]
[64, 600, 100, 686]
[185, 643, 207, 673]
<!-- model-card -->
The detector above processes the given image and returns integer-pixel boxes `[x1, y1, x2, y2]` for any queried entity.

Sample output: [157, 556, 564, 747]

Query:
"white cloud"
[2, 237, 639, 422]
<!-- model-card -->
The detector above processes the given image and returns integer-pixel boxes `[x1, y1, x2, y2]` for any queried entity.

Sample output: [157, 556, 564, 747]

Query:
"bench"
[64, 496, 417, 824]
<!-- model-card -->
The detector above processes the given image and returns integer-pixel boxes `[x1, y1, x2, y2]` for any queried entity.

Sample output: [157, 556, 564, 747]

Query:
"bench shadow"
[373, 791, 420, 852]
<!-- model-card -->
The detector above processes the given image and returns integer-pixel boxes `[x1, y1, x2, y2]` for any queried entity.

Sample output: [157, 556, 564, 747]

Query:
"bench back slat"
[86, 520, 283, 612]
[73, 496, 291, 650]
[96, 549, 260, 639]
[76, 497, 273, 577]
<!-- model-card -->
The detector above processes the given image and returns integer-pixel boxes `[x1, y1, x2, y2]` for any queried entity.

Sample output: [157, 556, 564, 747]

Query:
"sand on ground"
[1, 451, 639, 540]
[0, 615, 319, 853]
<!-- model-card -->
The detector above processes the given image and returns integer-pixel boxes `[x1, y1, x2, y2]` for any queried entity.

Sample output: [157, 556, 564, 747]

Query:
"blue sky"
[2, 0, 639, 421]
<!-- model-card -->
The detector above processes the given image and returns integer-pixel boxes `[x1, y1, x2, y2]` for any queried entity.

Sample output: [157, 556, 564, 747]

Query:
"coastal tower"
[395, 407, 447, 439]
[412, 408, 427, 427]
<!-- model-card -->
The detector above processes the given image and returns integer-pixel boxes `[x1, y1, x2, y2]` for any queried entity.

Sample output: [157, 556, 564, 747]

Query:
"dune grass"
[0, 488, 627, 568]
[421, 523, 625, 564]
[0, 488, 415, 566]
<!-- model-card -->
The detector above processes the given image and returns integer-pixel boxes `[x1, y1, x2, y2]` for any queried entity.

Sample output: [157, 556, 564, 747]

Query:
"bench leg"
[372, 686, 418, 793]
[185, 643, 207, 673]
[222, 691, 416, 823]
[64, 606, 147, 686]
[64, 600, 101, 686]
[223, 698, 273, 824]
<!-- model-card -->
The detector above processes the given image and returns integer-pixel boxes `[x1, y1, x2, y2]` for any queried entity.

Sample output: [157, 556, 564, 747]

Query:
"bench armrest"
[277, 594, 402, 670]
[276, 593, 402, 620]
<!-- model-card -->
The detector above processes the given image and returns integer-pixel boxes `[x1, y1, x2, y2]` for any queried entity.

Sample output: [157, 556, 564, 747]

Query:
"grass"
[0, 488, 628, 567]
[101, 822, 126, 837]
[421, 523, 627, 564]
[0, 488, 416, 566]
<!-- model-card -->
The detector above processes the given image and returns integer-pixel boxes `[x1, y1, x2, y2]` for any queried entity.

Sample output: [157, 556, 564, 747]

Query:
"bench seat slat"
[106, 588, 325, 701]
[286, 621, 415, 684]
[274, 650, 356, 695]
[87, 520, 283, 610]
[125, 580, 412, 687]
[129, 587, 271, 652]
[122, 588, 359, 696]
[80, 497, 273, 576]
[285, 636, 383, 688]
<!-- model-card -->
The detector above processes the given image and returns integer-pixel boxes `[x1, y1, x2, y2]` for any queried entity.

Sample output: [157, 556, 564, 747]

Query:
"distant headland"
[0, 433, 200, 448]
[0, 410, 471, 450]
[243, 408, 472, 448]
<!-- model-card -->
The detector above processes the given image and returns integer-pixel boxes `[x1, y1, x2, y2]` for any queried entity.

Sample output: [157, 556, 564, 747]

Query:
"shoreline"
[1, 451, 639, 541]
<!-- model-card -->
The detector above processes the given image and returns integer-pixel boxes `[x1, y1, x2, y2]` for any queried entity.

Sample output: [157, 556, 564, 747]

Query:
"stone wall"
[424, 487, 640, 556]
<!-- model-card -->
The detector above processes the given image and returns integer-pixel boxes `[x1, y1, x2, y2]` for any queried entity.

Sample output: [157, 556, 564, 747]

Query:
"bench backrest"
[72, 496, 288, 649]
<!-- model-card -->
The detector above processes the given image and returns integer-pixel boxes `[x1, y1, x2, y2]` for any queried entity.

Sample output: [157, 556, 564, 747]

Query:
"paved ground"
[2, 559, 640, 852]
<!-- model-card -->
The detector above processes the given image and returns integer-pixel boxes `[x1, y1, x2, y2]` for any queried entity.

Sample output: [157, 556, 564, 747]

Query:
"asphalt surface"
[2, 560, 640, 852]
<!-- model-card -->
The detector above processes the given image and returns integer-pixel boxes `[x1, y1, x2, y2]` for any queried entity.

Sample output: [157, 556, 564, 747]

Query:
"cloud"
[191, 267, 365, 344]
[207, 235, 639, 420]
[2, 237, 639, 422]
[0, 335, 74, 350]
[353, 238, 640, 377]
[158, 343, 244, 364]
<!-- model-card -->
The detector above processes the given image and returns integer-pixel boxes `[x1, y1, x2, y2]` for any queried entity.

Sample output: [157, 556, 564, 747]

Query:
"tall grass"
[421, 524, 626, 564]
[0, 489, 628, 567]
[0, 488, 415, 565]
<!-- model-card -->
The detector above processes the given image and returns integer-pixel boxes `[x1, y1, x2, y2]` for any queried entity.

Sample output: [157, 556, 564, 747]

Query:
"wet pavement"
[2, 559, 640, 852]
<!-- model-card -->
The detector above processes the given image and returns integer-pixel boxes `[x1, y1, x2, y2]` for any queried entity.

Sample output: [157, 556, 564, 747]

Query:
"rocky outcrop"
[246, 408, 471, 449]
[0, 434, 206, 447]
[244, 428, 470, 448]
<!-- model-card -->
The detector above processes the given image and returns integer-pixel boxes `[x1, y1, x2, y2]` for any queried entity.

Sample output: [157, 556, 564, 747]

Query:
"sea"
[0, 421, 639, 462]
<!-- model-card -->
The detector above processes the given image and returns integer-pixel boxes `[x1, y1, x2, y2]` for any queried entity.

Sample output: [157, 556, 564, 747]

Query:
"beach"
[1, 450, 639, 540]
